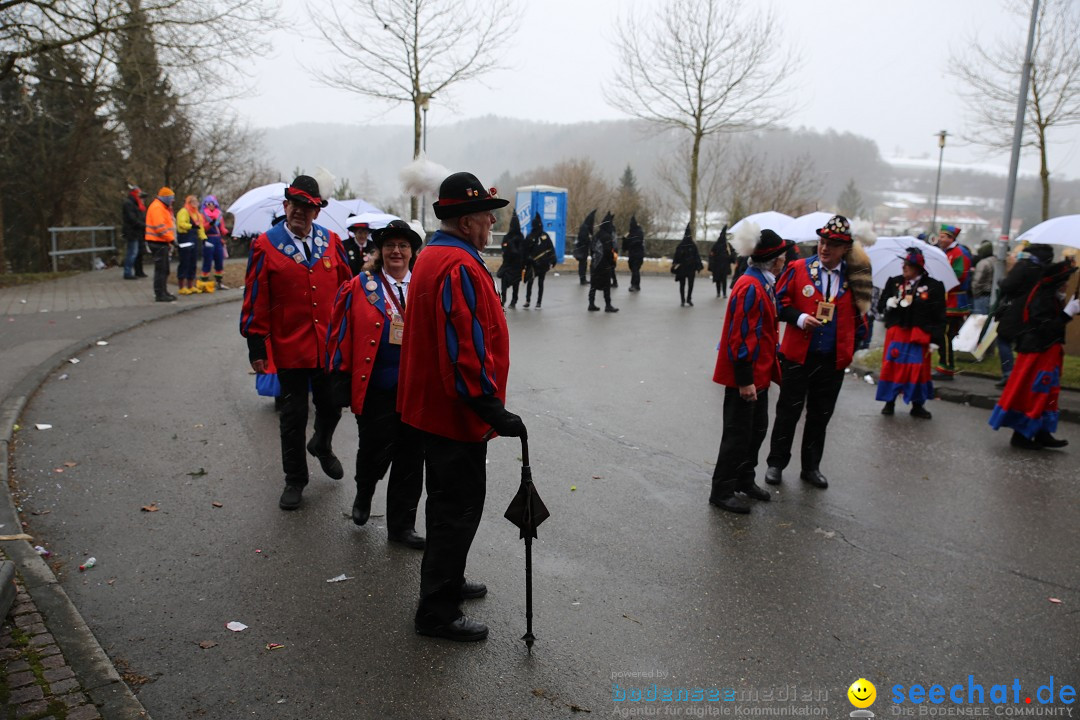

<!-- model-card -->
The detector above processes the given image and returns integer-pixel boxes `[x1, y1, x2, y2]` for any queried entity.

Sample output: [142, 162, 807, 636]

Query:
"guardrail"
[47, 226, 117, 272]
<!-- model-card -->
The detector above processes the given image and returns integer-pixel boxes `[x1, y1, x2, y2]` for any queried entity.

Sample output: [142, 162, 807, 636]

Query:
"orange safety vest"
[144, 199, 175, 244]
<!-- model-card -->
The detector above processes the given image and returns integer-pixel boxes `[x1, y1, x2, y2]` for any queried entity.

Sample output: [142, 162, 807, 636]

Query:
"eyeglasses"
[383, 242, 412, 251]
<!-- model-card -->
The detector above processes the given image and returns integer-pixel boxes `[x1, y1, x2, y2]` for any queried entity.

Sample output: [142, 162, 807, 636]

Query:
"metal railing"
[47, 226, 117, 272]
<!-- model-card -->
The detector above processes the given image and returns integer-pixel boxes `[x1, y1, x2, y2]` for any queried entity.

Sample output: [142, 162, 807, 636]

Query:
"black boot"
[588, 289, 600, 311]
[1010, 431, 1042, 450]
[910, 403, 932, 420]
[351, 484, 374, 525]
[709, 480, 751, 514]
[881, 401, 895, 416]
[605, 304, 619, 313]
[1035, 431, 1068, 448]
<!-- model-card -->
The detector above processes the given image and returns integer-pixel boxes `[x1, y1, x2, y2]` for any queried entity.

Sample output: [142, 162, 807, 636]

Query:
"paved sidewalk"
[1, 265, 243, 719]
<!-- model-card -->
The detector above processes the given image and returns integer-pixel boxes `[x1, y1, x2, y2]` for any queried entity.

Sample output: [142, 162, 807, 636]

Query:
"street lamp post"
[421, 98, 430, 231]
[930, 130, 948, 236]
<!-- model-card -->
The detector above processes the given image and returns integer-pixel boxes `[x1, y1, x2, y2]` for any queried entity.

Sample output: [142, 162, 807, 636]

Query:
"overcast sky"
[231, 0, 1080, 181]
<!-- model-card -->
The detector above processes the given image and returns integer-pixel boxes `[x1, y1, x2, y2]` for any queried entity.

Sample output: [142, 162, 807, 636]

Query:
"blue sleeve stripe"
[442, 276, 469, 396]
[240, 253, 265, 335]
[459, 267, 495, 395]
[735, 284, 757, 361]
[330, 291, 351, 370]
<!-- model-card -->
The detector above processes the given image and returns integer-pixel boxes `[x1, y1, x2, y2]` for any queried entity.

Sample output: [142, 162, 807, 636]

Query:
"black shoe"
[1035, 431, 1068, 448]
[351, 490, 372, 526]
[764, 467, 783, 485]
[605, 305, 619, 313]
[307, 439, 344, 480]
[800, 469, 829, 488]
[931, 371, 954, 381]
[535, 303, 541, 309]
[388, 528, 426, 549]
[509, 302, 516, 309]
[910, 405, 932, 420]
[415, 615, 489, 642]
[155, 295, 176, 303]
[680, 301, 685, 307]
[709, 493, 751, 514]
[739, 483, 771, 502]
[123, 275, 137, 280]
[135, 272, 148, 278]
[1010, 431, 1042, 450]
[461, 580, 487, 599]
[523, 301, 530, 308]
[687, 300, 694, 307]
[994, 377, 1009, 389]
[279, 485, 303, 510]
[881, 401, 895, 416]
[588, 304, 600, 311]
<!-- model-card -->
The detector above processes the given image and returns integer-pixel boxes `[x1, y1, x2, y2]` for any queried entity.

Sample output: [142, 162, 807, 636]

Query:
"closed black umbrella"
[503, 436, 550, 647]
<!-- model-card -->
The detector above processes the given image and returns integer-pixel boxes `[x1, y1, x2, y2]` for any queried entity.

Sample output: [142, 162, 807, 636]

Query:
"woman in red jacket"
[326, 220, 425, 549]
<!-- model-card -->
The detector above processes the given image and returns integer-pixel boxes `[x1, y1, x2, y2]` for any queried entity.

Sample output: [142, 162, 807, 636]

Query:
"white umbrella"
[345, 211, 400, 230]
[866, 236, 959, 291]
[320, 198, 385, 237]
[226, 183, 288, 237]
[1016, 214, 1080, 250]
[778, 211, 836, 242]
[728, 211, 794, 235]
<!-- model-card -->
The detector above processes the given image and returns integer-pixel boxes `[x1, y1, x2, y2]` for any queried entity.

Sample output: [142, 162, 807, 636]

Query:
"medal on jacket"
[323, 257, 332, 270]
[815, 267, 836, 323]
[379, 272, 406, 345]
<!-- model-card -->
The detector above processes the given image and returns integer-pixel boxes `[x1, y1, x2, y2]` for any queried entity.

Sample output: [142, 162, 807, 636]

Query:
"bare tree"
[531, 159, 613, 237]
[952, 0, 1080, 221]
[606, 0, 796, 240]
[2, 0, 278, 88]
[723, 145, 820, 220]
[656, 137, 728, 239]
[309, 0, 519, 219]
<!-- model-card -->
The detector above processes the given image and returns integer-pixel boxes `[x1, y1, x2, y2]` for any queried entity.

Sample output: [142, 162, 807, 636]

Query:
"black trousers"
[149, 242, 171, 297]
[416, 431, 487, 625]
[766, 354, 845, 473]
[712, 272, 728, 297]
[354, 387, 423, 533]
[678, 275, 695, 303]
[937, 314, 966, 372]
[524, 272, 546, 305]
[278, 368, 342, 487]
[711, 386, 770, 496]
[629, 263, 642, 290]
[577, 258, 588, 284]
[500, 277, 519, 306]
[589, 287, 612, 307]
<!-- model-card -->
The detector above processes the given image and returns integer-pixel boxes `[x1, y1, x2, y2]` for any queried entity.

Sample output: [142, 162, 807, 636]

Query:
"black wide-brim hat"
[816, 214, 853, 244]
[433, 172, 509, 219]
[284, 175, 328, 208]
[753, 229, 795, 262]
[372, 219, 423, 251]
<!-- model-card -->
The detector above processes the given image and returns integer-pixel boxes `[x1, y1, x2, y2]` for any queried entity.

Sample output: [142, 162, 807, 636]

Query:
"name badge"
[389, 314, 405, 345]
[815, 301, 835, 323]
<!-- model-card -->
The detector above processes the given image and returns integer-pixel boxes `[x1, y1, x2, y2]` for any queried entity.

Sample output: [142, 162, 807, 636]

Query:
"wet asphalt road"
[10, 273, 1080, 719]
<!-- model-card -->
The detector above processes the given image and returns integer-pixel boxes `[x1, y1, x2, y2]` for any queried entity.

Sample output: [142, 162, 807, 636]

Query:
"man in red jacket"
[239, 176, 353, 510]
[764, 215, 867, 490]
[710, 229, 793, 514]
[399, 171, 526, 642]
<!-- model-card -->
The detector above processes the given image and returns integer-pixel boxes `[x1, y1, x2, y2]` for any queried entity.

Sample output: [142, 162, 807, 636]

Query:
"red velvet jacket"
[398, 232, 509, 442]
[325, 271, 396, 414]
[239, 222, 352, 369]
[713, 267, 781, 391]
[776, 256, 861, 370]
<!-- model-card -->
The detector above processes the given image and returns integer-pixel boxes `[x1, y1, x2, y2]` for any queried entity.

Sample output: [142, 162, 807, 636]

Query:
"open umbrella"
[226, 183, 288, 237]
[865, 236, 959, 291]
[728, 211, 794, 235]
[1016, 214, 1080, 250]
[777, 211, 836, 242]
[503, 436, 549, 648]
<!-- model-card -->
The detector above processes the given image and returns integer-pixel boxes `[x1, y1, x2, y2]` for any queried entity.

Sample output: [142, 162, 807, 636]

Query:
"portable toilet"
[515, 185, 568, 264]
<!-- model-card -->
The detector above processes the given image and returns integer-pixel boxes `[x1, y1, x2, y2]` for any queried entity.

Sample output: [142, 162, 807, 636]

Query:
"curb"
[0, 291, 240, 719]
[0, 560, 13, 620]
[850, 361, 1080, 425]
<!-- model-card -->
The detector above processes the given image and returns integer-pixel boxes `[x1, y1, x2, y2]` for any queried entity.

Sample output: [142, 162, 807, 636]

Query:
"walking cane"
[504, 435, 549, 649]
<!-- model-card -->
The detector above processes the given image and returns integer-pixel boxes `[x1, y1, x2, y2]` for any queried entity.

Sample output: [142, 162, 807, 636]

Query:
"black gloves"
[465, 395, 527, 438]
[247, 335, 267, 364]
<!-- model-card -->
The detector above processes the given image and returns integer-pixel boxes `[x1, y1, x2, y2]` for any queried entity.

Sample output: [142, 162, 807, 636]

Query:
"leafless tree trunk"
[951, 0, 1080, 222]
[310, 0, 519, 220]
[606, 0, 796, 240]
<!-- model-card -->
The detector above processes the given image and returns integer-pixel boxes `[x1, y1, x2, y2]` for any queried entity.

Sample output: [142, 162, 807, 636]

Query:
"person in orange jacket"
[145, 187, 176, 302]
